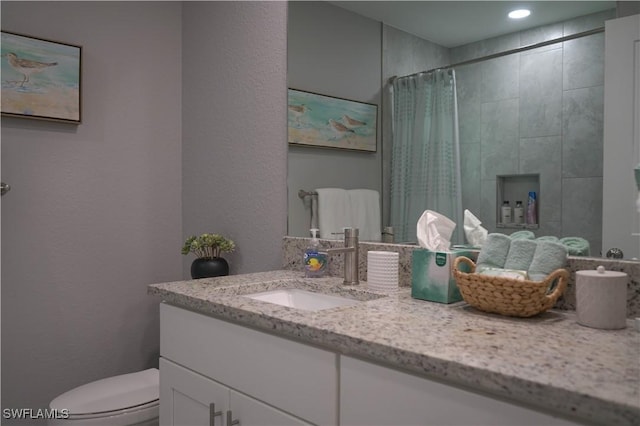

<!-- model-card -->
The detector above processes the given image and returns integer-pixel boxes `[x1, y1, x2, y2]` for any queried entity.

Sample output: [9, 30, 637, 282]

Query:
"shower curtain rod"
[388, 26, 604, 84]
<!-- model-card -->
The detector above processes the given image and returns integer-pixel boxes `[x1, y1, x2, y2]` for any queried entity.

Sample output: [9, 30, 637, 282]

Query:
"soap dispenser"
[304, 229, 327, 278]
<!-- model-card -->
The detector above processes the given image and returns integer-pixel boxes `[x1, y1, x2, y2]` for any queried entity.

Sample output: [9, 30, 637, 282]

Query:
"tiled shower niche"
[496, 174, 540, 229]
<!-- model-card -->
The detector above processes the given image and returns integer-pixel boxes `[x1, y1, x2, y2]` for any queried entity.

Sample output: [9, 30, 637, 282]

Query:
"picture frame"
[1, 31, 82, 124]
[288, 88, 377, 152]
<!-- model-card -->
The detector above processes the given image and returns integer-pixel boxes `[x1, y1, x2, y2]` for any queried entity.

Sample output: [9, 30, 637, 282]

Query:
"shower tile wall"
[453, 9, 614, 254]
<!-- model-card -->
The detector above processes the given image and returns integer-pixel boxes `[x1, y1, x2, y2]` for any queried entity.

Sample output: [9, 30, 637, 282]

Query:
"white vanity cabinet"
[160, 358, 311, 426]
[160, 303, 589, 426]
[159, 303, 338, 426]
[339, 356, 584, 426]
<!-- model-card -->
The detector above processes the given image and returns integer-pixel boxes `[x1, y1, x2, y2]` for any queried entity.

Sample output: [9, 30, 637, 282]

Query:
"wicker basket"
[452, 256, 569, 317]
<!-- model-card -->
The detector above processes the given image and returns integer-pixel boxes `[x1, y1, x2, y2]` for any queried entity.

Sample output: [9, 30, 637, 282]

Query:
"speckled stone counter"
[149, 270, 640, 426]
[282, 237, 640, 317]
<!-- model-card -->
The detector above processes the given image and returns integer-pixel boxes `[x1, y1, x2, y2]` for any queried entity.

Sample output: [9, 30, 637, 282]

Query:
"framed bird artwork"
[1, 31, 81, 123]
[287, 88, 377, 152]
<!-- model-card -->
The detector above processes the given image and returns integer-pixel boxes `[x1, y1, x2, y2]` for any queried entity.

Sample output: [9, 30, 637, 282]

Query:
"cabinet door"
[161, 358, 313, 426]
[228, 390, 313, 426]
[161, 303, 338, 425]
[160, 358, 228, 426]
[340, 356, 583, 426]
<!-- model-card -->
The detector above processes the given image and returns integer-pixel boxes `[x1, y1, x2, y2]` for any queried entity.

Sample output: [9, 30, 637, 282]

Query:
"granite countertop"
[148, 270, 640, 426]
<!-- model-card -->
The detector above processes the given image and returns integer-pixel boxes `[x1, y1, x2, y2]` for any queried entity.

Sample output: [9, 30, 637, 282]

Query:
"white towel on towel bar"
[316, 188, 351, 239]
[349, 189, 381, 242]
[316, 188, 381, 241]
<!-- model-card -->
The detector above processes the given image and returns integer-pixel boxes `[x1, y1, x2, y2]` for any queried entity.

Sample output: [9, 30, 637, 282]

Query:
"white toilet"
[48, 368, 159, 426]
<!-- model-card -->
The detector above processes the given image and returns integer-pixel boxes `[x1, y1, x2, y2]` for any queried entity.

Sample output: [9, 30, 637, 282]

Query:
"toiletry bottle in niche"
[501, 201, 512, 224]
[304, 229, 327, 278]
[526, 192, 537, 225]
[514, 201, 524, 224]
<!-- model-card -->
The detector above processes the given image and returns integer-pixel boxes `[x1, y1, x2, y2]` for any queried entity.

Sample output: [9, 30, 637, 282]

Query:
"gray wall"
[1, 1, 182, 416]
[1, 0, 287, 417]
[181, 1, 287, 276]
[453, 9, 615, 254]
[287, 1, 382, 238]
[616, 1, 640, 16]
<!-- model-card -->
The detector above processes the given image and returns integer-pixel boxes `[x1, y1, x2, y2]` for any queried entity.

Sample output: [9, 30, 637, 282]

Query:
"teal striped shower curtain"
[390, 69, 463, 244]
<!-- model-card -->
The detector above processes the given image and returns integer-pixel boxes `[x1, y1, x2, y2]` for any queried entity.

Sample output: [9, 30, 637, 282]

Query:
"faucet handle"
[344, 227, 359, 239]
[331, 228, 359, 240]
[382, 226, 394, 243]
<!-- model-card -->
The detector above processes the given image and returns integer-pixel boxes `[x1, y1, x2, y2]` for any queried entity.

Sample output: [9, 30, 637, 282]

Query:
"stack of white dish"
[367, 251, 399, 292]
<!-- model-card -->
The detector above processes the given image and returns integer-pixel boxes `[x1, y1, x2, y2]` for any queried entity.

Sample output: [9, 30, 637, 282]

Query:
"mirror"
[288, 1, 619, 257]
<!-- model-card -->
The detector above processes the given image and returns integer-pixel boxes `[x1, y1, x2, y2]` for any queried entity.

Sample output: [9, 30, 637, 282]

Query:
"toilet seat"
[59, 399, 158, 420]
[49, 400, 158, 426]
[49, 368, 158, 425]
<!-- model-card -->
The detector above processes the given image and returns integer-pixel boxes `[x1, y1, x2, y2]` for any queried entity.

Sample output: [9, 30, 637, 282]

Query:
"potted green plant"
[182, 233, 236, 279]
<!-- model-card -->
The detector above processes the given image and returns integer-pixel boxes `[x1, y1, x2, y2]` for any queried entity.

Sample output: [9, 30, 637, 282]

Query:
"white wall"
[1, 1, 183, 417]
[181, 1, 287, 276]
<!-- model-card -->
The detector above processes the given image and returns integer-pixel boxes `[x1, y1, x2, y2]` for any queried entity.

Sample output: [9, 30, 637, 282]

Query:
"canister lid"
[576, 265, 627, 278]
[50, 368, 158, 414]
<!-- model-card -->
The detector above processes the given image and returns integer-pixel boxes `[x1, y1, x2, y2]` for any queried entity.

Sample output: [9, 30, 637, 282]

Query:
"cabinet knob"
[226, 410, 240, 426]
[209, 403, 223, 426]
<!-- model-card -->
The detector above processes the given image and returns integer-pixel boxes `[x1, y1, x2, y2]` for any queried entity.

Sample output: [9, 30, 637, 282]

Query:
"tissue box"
[411, 249, 478, 304]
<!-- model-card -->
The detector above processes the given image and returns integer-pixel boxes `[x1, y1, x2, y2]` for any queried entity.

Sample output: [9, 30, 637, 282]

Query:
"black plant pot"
[191, 257, 229, 279]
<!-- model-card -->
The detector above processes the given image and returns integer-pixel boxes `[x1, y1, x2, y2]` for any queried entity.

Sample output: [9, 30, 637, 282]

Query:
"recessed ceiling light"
[508, 9, 531, 19]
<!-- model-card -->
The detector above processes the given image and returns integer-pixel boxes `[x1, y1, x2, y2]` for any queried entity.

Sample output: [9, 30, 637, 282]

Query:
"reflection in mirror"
[288, 1, 625, 258]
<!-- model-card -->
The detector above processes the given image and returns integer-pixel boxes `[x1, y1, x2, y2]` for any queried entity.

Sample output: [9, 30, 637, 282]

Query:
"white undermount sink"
[244, 288, 360, 311]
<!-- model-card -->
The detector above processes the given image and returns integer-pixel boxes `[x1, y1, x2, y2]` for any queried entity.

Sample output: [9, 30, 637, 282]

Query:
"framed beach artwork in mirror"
[288, 88, 377, 152]
[1, 31, 81, 124]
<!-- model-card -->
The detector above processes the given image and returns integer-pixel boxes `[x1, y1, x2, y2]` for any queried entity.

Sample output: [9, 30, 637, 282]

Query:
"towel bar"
[298, 189, 318, 199]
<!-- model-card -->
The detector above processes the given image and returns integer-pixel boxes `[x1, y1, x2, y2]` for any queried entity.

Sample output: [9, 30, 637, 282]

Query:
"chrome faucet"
[327, 227, 359, 285]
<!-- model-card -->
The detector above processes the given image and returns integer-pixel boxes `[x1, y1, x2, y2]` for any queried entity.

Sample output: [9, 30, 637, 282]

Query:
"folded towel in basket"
[560, 237, 590, 256]
[528, 241, 567, 281]
[504, 239, 537, 271]
[510, 230, 536, 240]
[476, 233, 511, 269]
[536, 236, 560, 243]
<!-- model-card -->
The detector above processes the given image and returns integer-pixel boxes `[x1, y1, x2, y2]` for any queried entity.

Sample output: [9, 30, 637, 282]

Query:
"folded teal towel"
[476, 233, 511, 269]
[560, 237, 590, 256]
[528, 241, 567, 281]
[510, 230, 535, 240]
[504, 239, 537, 271]
[537, 236, 559, 243]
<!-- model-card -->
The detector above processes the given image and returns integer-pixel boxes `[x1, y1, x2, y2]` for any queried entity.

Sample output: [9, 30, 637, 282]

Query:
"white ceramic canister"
[575, 266, 628, 330]
[367, 251, 399, 291]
